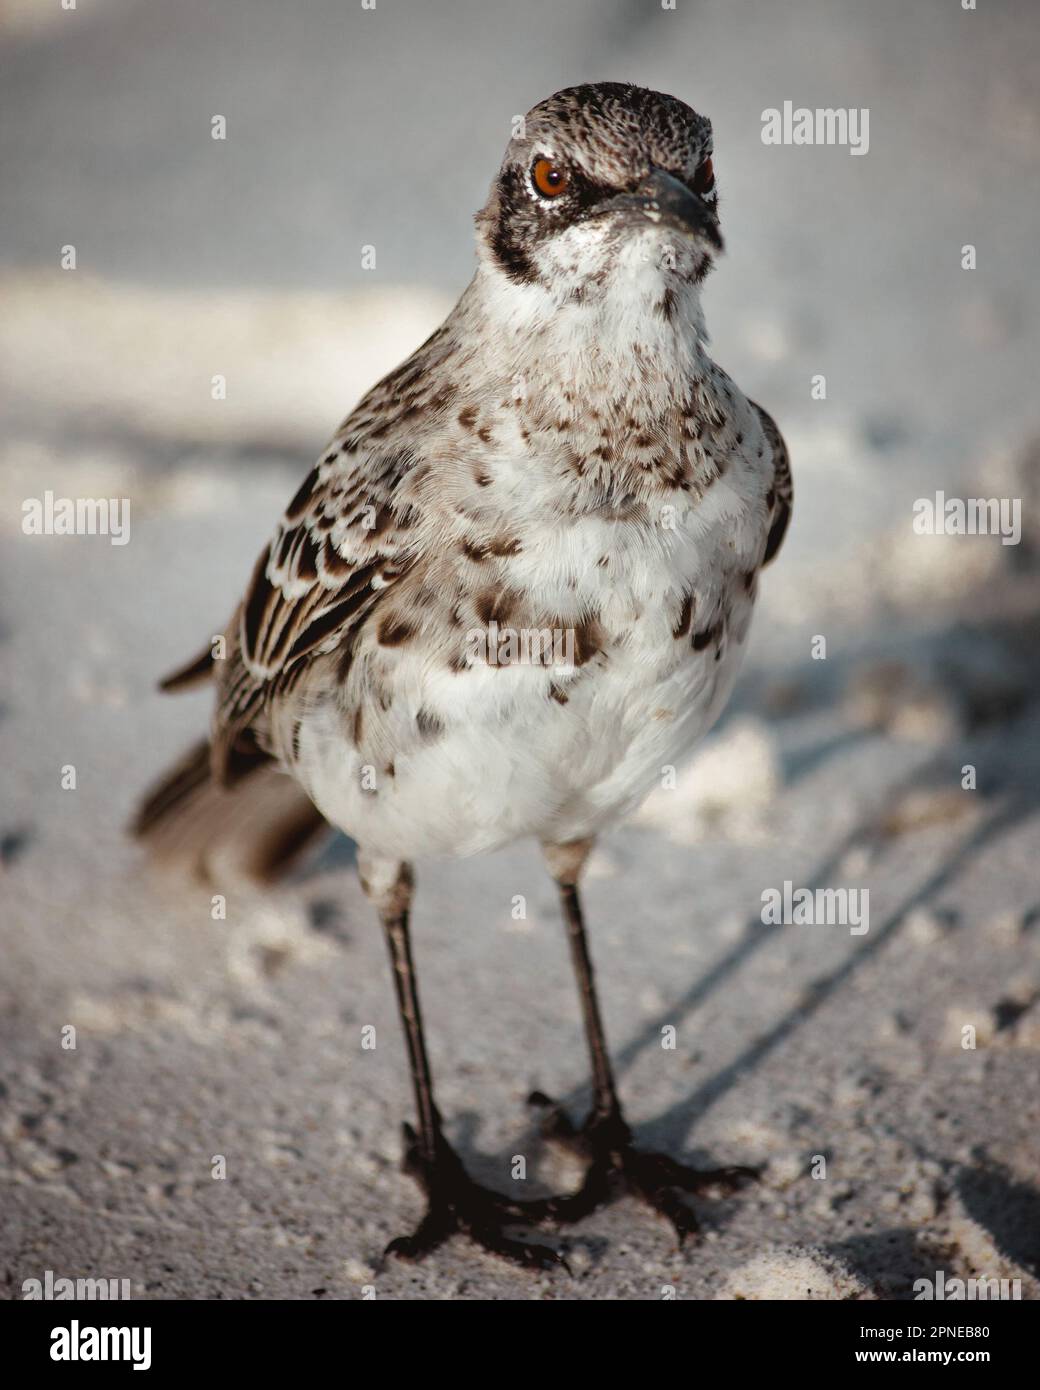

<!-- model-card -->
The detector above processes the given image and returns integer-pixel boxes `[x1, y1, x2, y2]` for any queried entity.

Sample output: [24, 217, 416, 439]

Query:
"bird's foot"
[528, 1090, 758, 1243]
[382, 1123, 569, 1272]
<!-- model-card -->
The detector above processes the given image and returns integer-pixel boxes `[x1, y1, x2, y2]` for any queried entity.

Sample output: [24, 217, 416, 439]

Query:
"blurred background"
[2, 0, 1038, 1300]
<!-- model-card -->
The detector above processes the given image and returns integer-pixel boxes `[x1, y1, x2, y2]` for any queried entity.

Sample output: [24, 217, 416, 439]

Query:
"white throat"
[470, 240, 710, 411]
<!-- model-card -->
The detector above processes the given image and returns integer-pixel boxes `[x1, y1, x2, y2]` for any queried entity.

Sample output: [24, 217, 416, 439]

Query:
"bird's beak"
[602, 169, 723, 252]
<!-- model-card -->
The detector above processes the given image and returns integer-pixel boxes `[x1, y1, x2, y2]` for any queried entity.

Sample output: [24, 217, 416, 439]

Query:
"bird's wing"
[751, 401, 793, 566]
[209, 440, 420, 784]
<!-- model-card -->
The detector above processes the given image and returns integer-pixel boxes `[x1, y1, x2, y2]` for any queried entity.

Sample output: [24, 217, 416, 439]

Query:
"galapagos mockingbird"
[136, 81, 792, 1270]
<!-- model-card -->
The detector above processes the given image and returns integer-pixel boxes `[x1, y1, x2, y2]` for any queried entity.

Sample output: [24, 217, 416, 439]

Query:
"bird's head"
[476, 83, 721, 311]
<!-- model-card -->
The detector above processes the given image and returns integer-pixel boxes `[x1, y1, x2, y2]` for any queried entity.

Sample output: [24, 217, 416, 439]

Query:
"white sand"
[2, 0, 1038, 1301]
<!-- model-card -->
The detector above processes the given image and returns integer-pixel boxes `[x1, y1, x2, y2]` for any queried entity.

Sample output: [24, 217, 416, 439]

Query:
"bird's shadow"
[827, 1228, 941, 1300]
[631, 782, 1032, 1154]
[955, 1155, 1040, 1277]
[581, 596, 1040, 1158]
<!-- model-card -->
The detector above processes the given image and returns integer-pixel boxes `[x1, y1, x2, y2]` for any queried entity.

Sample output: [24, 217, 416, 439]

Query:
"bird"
[134, 81, 792, 1271]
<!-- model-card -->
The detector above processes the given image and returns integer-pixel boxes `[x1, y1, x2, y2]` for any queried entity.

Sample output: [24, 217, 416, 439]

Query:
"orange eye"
[532, 157, 569, 198]
[692, 157, 715, 195]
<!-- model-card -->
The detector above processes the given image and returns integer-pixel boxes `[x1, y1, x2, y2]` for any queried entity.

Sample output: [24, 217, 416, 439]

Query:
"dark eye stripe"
[568, 172, 625, 215]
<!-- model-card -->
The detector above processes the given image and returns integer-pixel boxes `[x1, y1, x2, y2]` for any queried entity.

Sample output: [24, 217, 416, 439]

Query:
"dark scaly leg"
[530, 839, 758, 1243]
[358, 853, 567, 1270]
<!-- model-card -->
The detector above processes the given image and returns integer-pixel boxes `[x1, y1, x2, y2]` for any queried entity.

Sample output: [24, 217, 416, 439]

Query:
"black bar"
[4, 1297, 1030, 1374]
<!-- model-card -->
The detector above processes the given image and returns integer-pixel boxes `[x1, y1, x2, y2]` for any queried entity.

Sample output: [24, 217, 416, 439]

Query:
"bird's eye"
[692, 157, 715, 196]
[531, 157, 569, 198]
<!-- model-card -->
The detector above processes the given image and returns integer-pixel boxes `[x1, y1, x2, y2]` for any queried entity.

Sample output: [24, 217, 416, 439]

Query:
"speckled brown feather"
[140, 80, 792, 871]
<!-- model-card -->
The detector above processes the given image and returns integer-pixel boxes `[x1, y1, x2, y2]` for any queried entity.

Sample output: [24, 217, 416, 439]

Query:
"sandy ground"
[2, 0, 1039, 1300]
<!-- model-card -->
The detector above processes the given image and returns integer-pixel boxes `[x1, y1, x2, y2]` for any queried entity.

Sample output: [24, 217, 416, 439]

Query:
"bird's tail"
[131, 737, 329, 883]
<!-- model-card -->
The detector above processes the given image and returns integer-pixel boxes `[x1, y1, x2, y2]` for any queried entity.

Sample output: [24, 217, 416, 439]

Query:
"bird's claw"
[527, 1091, 758, 1244]
[382, 1122, 570, 1272]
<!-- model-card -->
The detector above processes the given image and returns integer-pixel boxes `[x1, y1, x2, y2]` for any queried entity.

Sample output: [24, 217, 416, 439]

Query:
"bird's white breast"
[296, 446, 766, 860]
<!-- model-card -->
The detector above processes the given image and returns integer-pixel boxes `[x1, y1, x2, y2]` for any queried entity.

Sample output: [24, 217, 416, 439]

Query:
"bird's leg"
[359, 854, 566, 1271]
[530, 840, 758, 1243]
